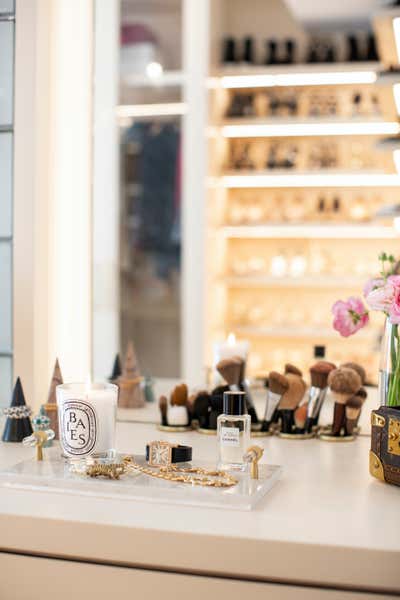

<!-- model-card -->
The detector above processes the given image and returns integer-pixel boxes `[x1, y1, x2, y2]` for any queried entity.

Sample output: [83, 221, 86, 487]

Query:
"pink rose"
[332, 297, 369, 337]
[363, 277, 384, 298]
[387, 276, 400, 324]
[366, 276, 400, 322]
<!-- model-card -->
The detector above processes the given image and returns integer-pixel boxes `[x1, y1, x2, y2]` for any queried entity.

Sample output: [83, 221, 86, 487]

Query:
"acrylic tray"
[0, 450, 282, 511]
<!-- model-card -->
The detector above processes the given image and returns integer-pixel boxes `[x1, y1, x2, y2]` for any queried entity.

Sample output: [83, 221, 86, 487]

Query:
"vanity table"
[0, 418, 399, 600]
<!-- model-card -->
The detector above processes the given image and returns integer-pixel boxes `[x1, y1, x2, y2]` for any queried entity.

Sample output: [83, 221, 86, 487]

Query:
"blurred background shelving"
[204, 0, 400, 383]
[94, 0, 400, 385]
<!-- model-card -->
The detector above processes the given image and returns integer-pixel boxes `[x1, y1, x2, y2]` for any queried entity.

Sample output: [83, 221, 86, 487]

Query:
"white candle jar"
[56, 383, 118, 459]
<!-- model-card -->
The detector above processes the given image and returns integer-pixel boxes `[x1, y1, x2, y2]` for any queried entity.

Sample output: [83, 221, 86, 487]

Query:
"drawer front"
[0, 553, 397, 600]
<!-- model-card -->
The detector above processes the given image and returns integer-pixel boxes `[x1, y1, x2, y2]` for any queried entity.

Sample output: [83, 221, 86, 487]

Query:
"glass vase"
[379, 319, 400, 406]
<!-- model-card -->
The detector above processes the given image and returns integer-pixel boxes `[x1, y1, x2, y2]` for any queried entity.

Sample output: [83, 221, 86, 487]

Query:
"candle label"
[220, 426, 240, 447]
[60, 400, 97, 456]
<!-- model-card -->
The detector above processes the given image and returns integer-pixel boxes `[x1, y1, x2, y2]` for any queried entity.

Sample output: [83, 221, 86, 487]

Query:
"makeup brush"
[284, 364, 303, 377]
[328, 367, 362, 436]
[170, 383, 188, 406]
[279, 373, 307, 434]
[233, 355, 259, 424]
[209, 393, 224, 430]
[341, 362, 366, 385]
[304, 361, 336, 433]
[261, 371, 289, 431]
[192, 392, 211, 429]
[294, 403, 308, 430]
[159, 395, 168, 427]
[216, 358, 242, 389]
[168, 384, 189, 426]
[345, 387, 367, 435]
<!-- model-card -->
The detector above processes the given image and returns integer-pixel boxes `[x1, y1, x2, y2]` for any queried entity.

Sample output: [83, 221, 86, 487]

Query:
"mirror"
[92, 0, 394, 426]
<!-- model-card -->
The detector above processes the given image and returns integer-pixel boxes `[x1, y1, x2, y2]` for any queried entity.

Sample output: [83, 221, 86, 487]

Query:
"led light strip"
[116, 102, 187, 118]
[221, 225, 397, 239]
[219, 71, 377, 89]
[221, 121, 400, 138]
[220, 173, 400, 188]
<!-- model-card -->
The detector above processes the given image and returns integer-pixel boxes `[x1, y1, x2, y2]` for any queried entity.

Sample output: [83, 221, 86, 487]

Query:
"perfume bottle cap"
[223, 391, 246, 416]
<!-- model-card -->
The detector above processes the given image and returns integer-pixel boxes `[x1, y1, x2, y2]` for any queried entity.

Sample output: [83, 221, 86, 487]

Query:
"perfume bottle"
[217, 391, 251, 471]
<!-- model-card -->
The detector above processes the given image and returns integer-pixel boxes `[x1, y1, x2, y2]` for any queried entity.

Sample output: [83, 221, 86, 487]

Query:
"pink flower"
[387, 276, 400, 324]
[363, 277, 384, 298]
[365, 276, 400, 320]
[332, 297, 369, 337]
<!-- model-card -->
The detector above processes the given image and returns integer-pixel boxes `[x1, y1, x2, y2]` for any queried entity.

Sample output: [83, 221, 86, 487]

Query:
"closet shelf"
[222, 276, 366, 288]
[217, 171, 400, 188]
[220, 118, 400, 138]
[220, 224, 397, 239]
[211, 62, 381, 89]
[232, 325, 378, 339]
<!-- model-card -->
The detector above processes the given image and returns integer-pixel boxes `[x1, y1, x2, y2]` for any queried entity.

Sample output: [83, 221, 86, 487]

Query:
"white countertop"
[0, 416, 399, 594]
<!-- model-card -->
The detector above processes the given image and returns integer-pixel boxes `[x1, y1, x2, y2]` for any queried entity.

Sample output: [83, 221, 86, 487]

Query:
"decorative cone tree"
[123, 341, 140, 379]
[109, 354, 122, 382]
[2, 377, 33, 442]
[118, 341, 145, 408]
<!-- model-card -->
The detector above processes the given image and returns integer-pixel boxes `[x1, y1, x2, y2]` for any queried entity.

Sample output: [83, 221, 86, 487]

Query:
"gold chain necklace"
[123, 455, 238, 487]
[80, 456, 238, 488]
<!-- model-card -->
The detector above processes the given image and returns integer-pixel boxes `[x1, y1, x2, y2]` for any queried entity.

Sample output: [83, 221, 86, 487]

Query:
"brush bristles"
[355, 387, 368, 400]
[159, 395, 168, 415]
[328, 367, 362, 395]
[232, 355, 246, 382]
[284, 363, 303, 377]
[310, 361, 336, 389]
[340, 362, 366, 385]
[216, 358, 242, 386]
[279, 374, 306, 410]
[294, 404, 308, 429]
[170, 383, 188, 406]
[346, 395, 364, 410]
[268, 371, 289, 395]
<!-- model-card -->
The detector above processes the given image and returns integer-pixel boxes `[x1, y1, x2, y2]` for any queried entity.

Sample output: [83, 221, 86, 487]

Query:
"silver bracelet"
[3, 405, 32, 419]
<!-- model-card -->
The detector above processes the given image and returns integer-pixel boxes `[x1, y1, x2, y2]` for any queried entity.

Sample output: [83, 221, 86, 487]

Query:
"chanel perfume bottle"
[217, 391, 251, 471]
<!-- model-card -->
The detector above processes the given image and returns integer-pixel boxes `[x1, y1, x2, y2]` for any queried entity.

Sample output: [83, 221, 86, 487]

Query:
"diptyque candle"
[56, 383, 118, 458]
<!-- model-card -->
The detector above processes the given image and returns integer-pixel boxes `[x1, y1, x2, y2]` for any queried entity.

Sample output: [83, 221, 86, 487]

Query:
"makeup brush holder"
[278, 410, 316, 440]
[158, 424, 192, 433]
[251, 423, 274, 437]
[319, 402, 355, 442]
[158, 403, 192, 432]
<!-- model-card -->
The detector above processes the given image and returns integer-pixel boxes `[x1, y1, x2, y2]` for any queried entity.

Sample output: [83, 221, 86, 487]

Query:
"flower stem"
[388, 324, 400, 406]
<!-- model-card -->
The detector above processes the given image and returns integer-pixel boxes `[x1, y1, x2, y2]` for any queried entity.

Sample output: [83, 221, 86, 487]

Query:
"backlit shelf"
[210, 62, 380, 89]
[222, 276, 366, 288]
[220, 118, 400, 138]
[221, 224, 397, 239]
[217, 171, 400, 189]
[232, 326, 377, 339]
